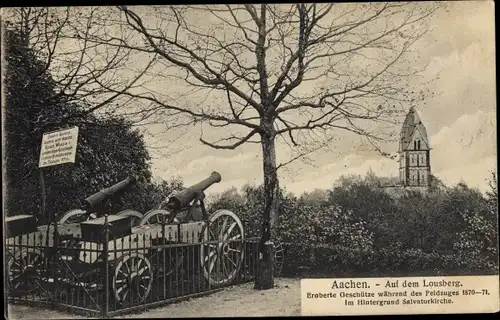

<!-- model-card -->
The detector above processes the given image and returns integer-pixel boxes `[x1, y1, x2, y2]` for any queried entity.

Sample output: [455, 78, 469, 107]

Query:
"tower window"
[414, 141, 417, 150]
[418, 140, 421, 150]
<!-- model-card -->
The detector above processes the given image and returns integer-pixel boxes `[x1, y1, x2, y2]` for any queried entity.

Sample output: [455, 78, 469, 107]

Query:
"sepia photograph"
[2, 1, 498, 318]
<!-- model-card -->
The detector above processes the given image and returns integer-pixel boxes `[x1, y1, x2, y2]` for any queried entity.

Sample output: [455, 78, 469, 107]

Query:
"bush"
[208, 172, 499, 277]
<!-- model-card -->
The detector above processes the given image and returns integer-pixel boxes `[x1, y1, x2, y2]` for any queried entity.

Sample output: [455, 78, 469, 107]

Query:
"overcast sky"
[144, 1, 496, 196]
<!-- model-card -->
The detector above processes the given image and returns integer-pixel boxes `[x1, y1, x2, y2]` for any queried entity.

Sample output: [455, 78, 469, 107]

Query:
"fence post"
[51, 224, 57, 308]
[161, 212, 166, 240]
[103, 214, 109, 318]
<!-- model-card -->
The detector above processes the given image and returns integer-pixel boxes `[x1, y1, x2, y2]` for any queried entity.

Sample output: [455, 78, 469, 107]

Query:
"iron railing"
[5, 215, 260, 317]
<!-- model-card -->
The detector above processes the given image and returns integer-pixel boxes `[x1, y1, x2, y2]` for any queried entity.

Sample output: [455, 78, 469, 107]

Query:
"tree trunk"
[254, 130, 279, 290]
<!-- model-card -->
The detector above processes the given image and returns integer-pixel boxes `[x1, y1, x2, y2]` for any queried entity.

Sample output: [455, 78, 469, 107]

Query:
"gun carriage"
[6, 172, 250, 306]
[5, 176, 140, 295]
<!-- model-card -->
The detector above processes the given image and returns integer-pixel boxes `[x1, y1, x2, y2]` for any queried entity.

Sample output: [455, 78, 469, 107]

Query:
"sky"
[141, 1, 496, 197]
[7, 3, 490, 197]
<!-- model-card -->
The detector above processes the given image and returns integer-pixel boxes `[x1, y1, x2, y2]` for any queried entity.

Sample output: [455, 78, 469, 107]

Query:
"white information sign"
[38, 126, 79, 168]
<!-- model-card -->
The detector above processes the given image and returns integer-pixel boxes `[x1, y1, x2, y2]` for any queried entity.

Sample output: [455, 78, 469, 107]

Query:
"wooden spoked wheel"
[140, 209, 176, 226]
[7, 249, 44, 295]
[112, 253, 153, 304]
[274, 240, 285, 277]
[200, 209, 244, 286]
[117, 209, 143, 227]
[58, 209, 88, 224]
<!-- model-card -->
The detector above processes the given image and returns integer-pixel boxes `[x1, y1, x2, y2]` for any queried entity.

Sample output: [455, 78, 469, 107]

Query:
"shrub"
[208, 172, 499, 277]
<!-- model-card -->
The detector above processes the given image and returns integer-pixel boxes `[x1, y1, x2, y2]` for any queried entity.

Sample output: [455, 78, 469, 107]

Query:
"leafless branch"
[4, 4, 440, 178]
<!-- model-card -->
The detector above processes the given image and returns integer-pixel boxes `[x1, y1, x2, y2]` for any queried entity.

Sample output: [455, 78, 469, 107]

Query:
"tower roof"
[399, 107, 429, 151]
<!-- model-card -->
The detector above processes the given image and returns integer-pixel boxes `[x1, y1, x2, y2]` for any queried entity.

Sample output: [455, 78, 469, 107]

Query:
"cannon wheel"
[112, 253, 153, 305]
[140, 209, 176, 225]
[58, 209, 88, 224]
[7, 248, 44, 295]
[117, 209, 143, 227]
[200, 209, 244, 286]
[274, 240, 285, 277]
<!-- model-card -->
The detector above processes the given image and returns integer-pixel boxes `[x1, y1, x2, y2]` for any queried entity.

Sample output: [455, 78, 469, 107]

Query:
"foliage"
[445, 182, 499, 272]
[209, 171, 499, 277]
[3, 28, 175, 222]
[120, 178, 185, 214]
[328, 178, 398, 248]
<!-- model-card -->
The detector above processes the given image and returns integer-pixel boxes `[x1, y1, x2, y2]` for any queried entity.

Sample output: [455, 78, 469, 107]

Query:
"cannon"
[82, 176, 137, 213]
[57, 176, 142, 226]
[139, 171, 221, 226]
[166, 171, 221, 212]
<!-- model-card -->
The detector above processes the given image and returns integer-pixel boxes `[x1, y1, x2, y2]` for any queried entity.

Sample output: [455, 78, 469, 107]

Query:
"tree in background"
[485, 171, 499, 270]
[394, 190, 443, 251]
[2, 7, 153, 127]
[443, 182, 498, 273]
[3, 28, 172, 223]
[210, 184, 267, 239]
[121, 178, 185, 214]
[300, 189, 329, 206]
[43, 116, 153, 219]
[208, 186, 246, 210]
[485, 171, 498, 216]
[4, 28, 57, 219]
[328, 174, 398, 248]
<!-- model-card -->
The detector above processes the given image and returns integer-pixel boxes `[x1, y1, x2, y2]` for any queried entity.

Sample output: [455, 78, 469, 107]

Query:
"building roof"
[399, 107, 430, 151]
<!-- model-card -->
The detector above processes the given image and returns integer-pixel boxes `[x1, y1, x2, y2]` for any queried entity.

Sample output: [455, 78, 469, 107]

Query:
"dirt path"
[7, 278, 301, 319]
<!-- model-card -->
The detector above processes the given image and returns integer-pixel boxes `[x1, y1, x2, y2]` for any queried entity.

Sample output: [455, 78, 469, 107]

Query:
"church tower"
[398, 107, 431, 189]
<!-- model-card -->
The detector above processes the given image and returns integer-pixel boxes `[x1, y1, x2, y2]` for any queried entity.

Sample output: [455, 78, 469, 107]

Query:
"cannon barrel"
[82, 176, 137, 212]
[167, 171, 221, 211]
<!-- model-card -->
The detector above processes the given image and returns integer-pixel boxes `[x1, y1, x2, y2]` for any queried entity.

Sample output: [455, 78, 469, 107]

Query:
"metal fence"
[5, 217, 261, 317]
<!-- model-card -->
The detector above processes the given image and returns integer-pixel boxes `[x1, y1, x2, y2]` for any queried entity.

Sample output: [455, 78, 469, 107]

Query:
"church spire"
[399, 107, 429, 152]
[398, 107, 431, 189]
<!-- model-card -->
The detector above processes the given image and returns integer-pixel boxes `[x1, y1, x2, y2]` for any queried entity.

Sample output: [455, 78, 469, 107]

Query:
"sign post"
[38, 126, 79, 245]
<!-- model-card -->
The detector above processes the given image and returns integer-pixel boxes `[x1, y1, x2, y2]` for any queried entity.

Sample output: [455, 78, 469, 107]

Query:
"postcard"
[2, 2, 498, 318]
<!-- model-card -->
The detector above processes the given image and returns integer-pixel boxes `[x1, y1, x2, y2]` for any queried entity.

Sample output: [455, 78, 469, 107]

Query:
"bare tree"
[2, 7, 157, 129]
[26, 3, 440, 289]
